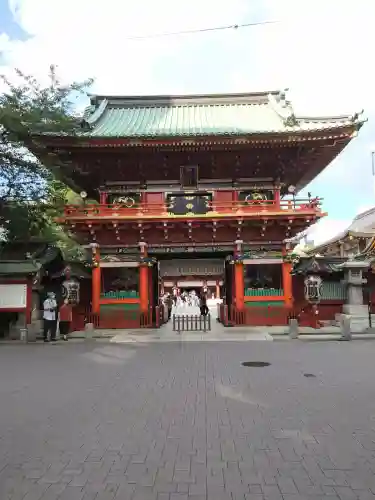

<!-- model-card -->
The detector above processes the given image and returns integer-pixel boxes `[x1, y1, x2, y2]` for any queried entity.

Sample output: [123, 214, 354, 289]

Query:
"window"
[244, 264, 282, 291]
[180, 165, 198, 188]
[101, 267, 139, 298]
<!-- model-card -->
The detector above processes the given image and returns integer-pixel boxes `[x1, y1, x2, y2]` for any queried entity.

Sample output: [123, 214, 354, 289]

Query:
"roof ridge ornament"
[267, 89, 299, 127]
[81, 98, 109, 129]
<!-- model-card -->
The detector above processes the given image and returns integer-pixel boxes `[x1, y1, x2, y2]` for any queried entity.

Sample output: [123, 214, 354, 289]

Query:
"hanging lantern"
[62, 279, 80, 305]
[304, 275, 323, 304]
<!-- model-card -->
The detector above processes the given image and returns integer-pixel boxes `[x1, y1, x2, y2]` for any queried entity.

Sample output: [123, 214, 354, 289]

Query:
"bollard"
[85, 322, 94, 339]
[177, 316, 181, 334]
[26, 325, 37, 342]
[340, 315, 352, 341]
[289, 318, 299, 339]
[19, 328, 27, 342]
[207, 313, 211, 331]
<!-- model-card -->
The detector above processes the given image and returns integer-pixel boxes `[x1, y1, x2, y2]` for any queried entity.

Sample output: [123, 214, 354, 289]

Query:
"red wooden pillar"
[91, 244, 100, 314]
[99, 191, 108, 204]
[148, 266, 154, 308]
[234, 240, 244, 310]
[274, 186, 281, 209]
[282, 247, 293, 307]
[139, 242, 149, 312]
[216, 280, 220, 299]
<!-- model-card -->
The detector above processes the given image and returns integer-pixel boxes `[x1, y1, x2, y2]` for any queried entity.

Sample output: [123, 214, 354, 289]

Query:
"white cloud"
[253, 0, 375, 115]
[1, 0, 374, 115]
[2, 0, 251, 94]
[1, 0, 375, 232]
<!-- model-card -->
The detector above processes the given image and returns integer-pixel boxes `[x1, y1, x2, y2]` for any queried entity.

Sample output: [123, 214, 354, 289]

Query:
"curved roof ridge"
[267, 90, 297, 126]
[85, 98, 108, 125]
[89, 90, 282, 101]
[351, 205, 375, 222]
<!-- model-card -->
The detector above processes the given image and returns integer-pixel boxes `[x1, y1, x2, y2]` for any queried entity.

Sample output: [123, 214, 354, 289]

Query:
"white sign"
[0, 284, 27, 309]
[177, 280, 204, 287]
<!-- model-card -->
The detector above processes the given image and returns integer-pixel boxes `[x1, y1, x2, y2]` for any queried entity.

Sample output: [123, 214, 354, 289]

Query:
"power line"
[124, 20, 277, 40]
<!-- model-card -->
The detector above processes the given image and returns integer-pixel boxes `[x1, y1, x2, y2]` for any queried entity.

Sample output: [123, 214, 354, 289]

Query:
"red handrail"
[62, 197, 323, 218]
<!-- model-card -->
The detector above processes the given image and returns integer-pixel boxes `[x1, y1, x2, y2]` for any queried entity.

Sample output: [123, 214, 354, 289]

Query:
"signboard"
[148, 246, 231, 254]
[0, 284, 27, 309]
[166, 194, 212, 216]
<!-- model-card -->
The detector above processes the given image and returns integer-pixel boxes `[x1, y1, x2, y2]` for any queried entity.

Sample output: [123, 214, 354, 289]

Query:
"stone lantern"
[341, 259, 369, 330]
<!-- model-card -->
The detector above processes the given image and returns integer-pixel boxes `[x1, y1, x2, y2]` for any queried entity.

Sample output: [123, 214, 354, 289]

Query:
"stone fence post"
[289, 318, 299, 339]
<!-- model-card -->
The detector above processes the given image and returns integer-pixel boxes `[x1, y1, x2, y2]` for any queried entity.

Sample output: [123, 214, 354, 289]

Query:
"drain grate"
[304, 373, 316, 378]
[242, 361, 270, 368]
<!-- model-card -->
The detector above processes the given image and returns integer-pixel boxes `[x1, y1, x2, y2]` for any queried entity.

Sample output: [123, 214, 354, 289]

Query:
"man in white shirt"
[43, 292, 57, 342]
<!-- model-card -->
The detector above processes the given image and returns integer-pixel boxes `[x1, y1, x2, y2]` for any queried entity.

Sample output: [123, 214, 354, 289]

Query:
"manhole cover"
[241, 361, 270, 367]
[304, 373, 316, 378]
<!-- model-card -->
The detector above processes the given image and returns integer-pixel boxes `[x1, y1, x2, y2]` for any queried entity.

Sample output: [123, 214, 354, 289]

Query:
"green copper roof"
[0, 260, 41, 276]
[80, 91, 363, 138]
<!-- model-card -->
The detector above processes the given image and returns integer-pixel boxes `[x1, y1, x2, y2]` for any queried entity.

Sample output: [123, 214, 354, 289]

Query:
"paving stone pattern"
[2, 341, 375, 499]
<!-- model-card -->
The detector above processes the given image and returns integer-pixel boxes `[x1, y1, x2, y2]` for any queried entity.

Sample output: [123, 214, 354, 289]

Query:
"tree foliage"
[0, 66, 93, 253]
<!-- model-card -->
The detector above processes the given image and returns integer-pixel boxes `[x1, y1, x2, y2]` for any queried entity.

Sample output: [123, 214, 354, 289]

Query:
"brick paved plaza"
[1, 340, 375, 500]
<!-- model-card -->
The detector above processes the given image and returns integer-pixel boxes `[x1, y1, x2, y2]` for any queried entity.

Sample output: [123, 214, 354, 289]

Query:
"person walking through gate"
[43, 292, 57, 342]
[59, 299, 73, 341]
[165, 293, 173, 320]
[200, 291, 209, 316]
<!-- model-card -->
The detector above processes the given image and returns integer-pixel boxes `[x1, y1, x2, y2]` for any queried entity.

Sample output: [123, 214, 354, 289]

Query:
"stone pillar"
[91, 243, 100, 314]
[234, 240, 244, 310]
[289, 318, 299, 339]
[139, 242, 149, 313]
[28, 291, 42, 339]
[342, 260, 369, 331]
[9, 312, 27, 340]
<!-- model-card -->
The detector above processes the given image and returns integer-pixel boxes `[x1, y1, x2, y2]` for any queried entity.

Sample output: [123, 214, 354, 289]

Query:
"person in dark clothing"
[166, 294, 173, 320]
[200, 292, 209, 316]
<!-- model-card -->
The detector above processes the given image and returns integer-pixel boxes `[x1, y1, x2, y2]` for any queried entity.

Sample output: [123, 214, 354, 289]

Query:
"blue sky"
[1, 0, 374, 245]
[0, 0, 26, 41]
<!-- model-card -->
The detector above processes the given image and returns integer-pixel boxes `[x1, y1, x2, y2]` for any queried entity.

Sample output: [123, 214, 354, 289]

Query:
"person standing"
[43, 292, 57, 342]
[59, 299, 73, 341]
[164, 293, 173, 320]
[200, 291, 209, 316]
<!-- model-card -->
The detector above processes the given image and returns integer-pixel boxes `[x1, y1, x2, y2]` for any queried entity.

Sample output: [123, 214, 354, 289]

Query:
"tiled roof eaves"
[75, 128, 355, 148]
[33, 121, 359, 145]
[85, 113, 360, 136]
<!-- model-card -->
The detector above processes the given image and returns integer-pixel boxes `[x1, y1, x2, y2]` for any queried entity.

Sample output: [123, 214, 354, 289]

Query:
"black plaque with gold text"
[167, 193, 212, 215]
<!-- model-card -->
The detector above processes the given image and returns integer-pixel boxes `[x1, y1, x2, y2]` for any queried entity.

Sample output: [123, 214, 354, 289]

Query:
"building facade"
[32, 90, 363, 327]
